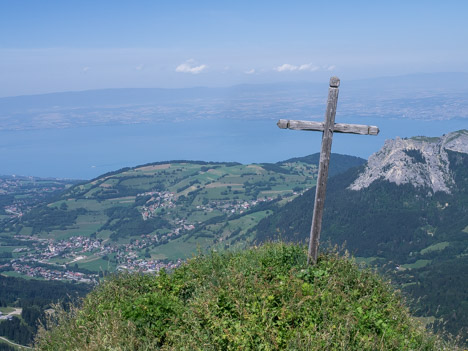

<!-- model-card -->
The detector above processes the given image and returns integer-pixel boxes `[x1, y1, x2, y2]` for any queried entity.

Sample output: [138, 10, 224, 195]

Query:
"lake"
[1, 117, 466, 179]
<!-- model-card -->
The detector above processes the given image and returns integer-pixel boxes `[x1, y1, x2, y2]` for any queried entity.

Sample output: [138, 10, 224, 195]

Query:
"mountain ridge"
[251, 130, 468, 339]
[350, 129, 468, 193]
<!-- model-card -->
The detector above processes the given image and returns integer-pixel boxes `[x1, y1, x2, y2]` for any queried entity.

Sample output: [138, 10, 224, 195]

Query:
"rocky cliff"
[349, 129, 468, 193]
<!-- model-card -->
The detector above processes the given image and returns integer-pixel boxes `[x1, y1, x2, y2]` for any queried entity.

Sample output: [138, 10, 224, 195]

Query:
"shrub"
[36, 243, 456, 350]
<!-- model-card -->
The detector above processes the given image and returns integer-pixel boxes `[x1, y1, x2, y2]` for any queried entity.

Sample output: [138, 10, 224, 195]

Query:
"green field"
[354, 256, 381, 266]
[0, 306, 15, 314]
[150, 235, 215, 260]
[0, 246, 18, 253]
[0, 155, 367, 275]
[420, 241, 450, 255]
[401, 259, 432, 270]
[1, 271, 42, 280]
[76, 257, 115, 272]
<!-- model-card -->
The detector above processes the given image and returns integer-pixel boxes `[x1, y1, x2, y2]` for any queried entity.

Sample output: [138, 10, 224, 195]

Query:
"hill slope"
[35, 243, 451, 351]
[0, 154, 364, 278]
[252, 130, 468, 339]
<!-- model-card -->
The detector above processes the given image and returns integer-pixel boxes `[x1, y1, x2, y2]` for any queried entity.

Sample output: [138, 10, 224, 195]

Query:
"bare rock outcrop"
[349, 130, 468, 193]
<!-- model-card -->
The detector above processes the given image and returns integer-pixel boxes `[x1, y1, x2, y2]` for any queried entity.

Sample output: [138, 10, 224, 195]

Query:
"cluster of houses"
[0, 176, 68, 218]
[9, 262, 96, 283]
[139, 191, 177, 220]
[117, 257, 182, 273]
[5, 233, 185, 282]
[0, 187, 299, 283]
[4, 204, 23, 217]
[197, 197, 275, 215]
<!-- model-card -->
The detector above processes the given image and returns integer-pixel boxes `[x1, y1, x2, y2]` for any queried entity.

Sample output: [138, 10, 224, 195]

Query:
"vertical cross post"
[308, 77, 340, 265]
[277, 76, 378, 265]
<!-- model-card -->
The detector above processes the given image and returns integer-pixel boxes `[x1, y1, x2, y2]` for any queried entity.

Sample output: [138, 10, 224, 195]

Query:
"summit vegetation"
[252, 147, 468, 341]
[35, 243, 453, 350]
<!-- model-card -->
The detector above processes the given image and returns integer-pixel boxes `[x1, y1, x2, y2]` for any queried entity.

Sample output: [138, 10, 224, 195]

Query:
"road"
[0, 308, 33, 349]
[0, 335, 33, 349]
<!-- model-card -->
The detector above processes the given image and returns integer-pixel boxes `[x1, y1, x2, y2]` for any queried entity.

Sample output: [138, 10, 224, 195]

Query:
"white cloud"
[175, 59, 207, 74]
[327, 65, 336, 71]
[245, 68, 255, 74]
[82, 66, 90, 73]
[299, 63, 319, 71]
[136, 64, 144, 71]
[275, 63, 319, 72]
[275, 63, 298, 72]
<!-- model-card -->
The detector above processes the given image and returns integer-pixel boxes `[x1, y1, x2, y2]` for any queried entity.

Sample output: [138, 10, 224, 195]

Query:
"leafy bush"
[36, 243, 454, 350]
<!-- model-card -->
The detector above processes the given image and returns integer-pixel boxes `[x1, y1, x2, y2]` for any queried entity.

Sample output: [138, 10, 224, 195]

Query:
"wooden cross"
[277, 76, 379, 265]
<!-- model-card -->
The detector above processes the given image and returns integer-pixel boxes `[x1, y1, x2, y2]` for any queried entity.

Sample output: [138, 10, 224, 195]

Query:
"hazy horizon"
[1, 1, 468, 97]
[2, 1, 467, 178]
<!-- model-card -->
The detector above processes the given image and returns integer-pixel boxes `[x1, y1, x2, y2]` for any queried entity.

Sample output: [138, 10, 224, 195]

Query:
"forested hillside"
[252, 148, 468, 340]
[0, 275, 90, 346]
[0, 154, 364, 279]
[0, 154, 364, 346]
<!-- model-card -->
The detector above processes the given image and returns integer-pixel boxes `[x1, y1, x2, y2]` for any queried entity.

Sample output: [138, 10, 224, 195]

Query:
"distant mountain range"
[1, 72, 468, 131]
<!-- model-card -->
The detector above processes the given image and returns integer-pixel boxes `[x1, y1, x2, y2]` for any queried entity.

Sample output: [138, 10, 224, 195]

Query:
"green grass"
[77, 257, 115, 272]
[0, 246, 17, 253]
[36, 243, 454, 351]
[47, 214, 107, 239]
[61, 199, 106, 211]
[354, 256, 381, 266]
[150, 236, 209, 260]
[96, 229, 113, 240]
[18, 227, 33, 235]
[0, 307, 15, 314]
[1, 271, 41, 280]
[402, 259, 432, 269]
[3, 159, 331, 271]
[420, 242, 450, 255]
[48, 257, 70, 265]
[224, 211, 270, 238]
[186, 209, 220, 223]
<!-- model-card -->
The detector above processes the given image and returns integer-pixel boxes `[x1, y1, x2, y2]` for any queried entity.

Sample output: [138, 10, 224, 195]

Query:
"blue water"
[1, 117, 466, 179]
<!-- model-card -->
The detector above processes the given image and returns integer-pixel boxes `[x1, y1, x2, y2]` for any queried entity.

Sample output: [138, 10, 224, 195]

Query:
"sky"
[1, 0, 468, 97]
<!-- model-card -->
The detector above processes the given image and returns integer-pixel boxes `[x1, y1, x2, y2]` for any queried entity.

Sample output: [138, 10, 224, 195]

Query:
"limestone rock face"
[349, 130, 468, 193]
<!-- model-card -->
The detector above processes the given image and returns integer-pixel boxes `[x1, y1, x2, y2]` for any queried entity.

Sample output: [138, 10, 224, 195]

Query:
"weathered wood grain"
[334, 123, 379, 135]
[308, 78, 339, 265]
[277, 76, 380, 265]
[277, 119, 379, 135]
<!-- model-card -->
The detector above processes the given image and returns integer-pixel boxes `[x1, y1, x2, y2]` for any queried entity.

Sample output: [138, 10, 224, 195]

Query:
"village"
[139, 189, 276, 219]
[0, 234, 183, 283]
[0, 192, 280, 283]
[0, 181, 298, 284]
[0, 175, 74, 219]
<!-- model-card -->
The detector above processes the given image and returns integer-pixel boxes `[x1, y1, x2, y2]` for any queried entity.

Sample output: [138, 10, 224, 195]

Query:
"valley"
[1, 130, 468, 344]
[0, 154, 364, 282]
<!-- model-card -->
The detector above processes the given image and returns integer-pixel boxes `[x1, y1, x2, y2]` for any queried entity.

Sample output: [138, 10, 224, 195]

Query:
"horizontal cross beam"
[277, 119, 379, 136]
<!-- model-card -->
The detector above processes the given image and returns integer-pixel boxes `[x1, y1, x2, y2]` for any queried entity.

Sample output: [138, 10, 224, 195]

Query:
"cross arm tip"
[369, 126, 380, 135]
[277, 119, 289, 129]
[329, 76, 340, 88]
